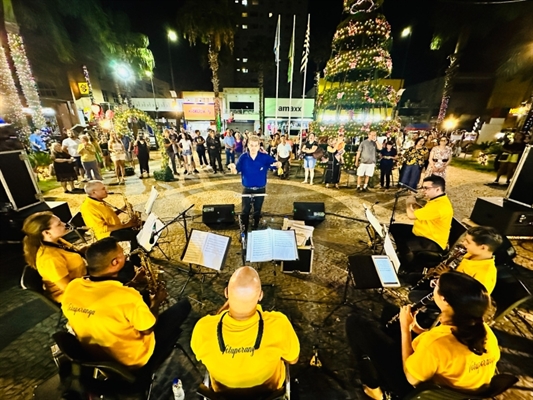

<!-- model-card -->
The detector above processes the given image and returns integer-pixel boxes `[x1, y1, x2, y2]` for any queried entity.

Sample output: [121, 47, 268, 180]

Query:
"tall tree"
[178, 0, 237, 129]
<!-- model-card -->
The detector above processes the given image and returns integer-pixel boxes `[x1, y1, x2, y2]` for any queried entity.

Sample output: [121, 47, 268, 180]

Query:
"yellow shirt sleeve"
[37, 250, 69, 283]
[279, 314, 300, 363]
[404, 333, 440, 382]
[190, 317, 209, 361]
[125, 295, 156, 332]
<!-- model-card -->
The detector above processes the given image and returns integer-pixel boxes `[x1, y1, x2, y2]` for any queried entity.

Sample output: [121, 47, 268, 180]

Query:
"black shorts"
[73, 156, 82, 170]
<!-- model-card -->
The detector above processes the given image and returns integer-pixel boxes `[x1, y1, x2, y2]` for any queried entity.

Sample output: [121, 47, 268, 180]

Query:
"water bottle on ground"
[172, 378, 185, 400]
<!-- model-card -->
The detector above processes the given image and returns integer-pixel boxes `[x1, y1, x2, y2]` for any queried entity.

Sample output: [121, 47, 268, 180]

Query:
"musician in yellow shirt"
[22, 212, 87, 303]
[390, 175, 453, 274]
[191, 267, 300, 396]
[347, 271, 500, 399]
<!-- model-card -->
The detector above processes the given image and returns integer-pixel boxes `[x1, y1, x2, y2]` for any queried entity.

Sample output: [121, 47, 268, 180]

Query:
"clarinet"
[386, 292, 435, 328]
[409, 245, 467, 292]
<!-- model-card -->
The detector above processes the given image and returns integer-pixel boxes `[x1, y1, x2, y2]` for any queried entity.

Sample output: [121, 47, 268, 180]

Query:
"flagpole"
[275, 15, 281, 134]
[301, 14, 310, 137]
[288, 15, 296, 137]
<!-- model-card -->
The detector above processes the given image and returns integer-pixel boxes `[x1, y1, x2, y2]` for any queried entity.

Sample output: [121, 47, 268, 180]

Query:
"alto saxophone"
[409, 244, 468, 291]
[129, 249, 168, 304]
[118, 192, 142, 230]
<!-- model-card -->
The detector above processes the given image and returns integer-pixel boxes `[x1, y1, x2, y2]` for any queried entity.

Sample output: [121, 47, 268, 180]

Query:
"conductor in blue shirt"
[229, 135, 282, 232]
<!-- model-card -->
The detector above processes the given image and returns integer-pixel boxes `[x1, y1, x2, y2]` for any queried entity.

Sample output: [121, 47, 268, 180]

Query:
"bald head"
[226, 267, 263, 319]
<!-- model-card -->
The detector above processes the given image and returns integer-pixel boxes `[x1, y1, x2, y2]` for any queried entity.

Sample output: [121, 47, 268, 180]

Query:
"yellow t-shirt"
[191, 305, 300, 392]
[405, 324, 500, 392]
[77, 143, 97, 162]
[62, 278, 156, 368]
[80, 196, 122, 240]
[456, 254, 497, 294]
[413, 194, 453, 250]
[36, 244, 87, 303]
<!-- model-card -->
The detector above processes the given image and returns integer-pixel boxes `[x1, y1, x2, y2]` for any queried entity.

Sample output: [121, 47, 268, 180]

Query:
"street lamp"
[145, 71, 159, 120]
[400, 26, 412, 89]
[167, 30, 178, 92]
[443, 116, 458, 131]
[112, 62, 134, 107]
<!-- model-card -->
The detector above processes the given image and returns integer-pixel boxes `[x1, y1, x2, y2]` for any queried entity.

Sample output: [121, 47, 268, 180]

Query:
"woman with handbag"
[300, 133, 318, 185]
[134, 133, 150, 178]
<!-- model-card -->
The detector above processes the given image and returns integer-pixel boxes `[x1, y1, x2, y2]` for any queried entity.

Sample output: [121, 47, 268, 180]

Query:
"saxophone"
[118, 192, 142, 230]
[128, 248, 168, 304]
[409, 244, 468, 291]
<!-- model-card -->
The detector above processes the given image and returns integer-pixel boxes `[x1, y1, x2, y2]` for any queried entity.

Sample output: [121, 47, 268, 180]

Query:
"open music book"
[181, 229, 231, 271]
[246, 228, 298, 262]
[282, 218, 314, 246]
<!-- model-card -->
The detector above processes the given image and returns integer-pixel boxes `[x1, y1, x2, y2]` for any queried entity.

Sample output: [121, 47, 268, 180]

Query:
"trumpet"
[409, 245, 467, 292]
[386, 292, 435, 328]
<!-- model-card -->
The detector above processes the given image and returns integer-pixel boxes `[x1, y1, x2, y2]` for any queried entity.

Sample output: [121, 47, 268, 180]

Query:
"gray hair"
[84, 180, 104, 195]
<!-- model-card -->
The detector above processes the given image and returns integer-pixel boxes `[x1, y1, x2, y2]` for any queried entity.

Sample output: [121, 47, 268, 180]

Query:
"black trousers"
[345, 314, 414, 397]
[167, 152, 178, 174]
[197, 148, 208, 165]
[208, 149, 223, 172]
[380, 165, 393, 188]
[389, 223, 444, 273]
[279, 156, 290, 179]
[139, 299, 192, 373]
[240, 187, 266, 231]
[138, 155, 149, 174]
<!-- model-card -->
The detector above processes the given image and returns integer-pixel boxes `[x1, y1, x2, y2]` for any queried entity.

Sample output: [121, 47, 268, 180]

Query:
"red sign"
[183, 104, 215, 120]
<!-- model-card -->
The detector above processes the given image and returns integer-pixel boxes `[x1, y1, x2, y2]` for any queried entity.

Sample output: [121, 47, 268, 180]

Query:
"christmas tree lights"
[311, 0, 399, 170]
[82, 65, 96, 104]
[7, 32, 46, 128]
[0, 44, 27, 128]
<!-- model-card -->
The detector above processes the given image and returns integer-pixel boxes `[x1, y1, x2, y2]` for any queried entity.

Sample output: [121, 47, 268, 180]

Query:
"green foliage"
[153, 166, 175, 182]
[38, 179, 61, 193]
[451, 157, 494, 174]
[28, 151, 51, 168]
[468, 141, 502, 155]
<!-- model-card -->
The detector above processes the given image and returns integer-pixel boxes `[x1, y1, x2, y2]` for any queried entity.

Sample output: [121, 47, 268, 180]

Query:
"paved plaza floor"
[1, 159, 532, 399]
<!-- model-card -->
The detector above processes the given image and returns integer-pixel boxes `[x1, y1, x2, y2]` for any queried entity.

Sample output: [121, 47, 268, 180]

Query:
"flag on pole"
[274, 15, 281, 63]
[287, 20, 295, 82]
[300, 15, 310, 74]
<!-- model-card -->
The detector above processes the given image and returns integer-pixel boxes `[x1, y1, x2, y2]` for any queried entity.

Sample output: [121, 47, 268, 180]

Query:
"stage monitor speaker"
[202, 204, 235, 226]
[470, 197, 533, 238]
[506, 145, 533, 208]
[293, 202, 325, 226]
[0, 150, 42, 211]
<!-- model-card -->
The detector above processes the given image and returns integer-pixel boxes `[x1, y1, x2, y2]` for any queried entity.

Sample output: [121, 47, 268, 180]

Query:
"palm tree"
[248, 36, 274, 134]
[178, 0, 237, 128]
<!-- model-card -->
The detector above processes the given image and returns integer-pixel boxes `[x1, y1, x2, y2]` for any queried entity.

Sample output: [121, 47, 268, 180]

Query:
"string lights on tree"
[7, 33, 46, 128]
[0, 44, 28, 131]
[311, 0, 399, 170]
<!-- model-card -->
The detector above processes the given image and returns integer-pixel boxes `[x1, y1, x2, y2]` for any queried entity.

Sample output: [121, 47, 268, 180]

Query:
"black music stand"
[179, 229, 231, 303]
[147, 204, 194, 261]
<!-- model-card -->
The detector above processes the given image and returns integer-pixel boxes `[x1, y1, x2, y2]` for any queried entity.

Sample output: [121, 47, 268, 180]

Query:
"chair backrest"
[492, 266, 532, 322]
[21, 265, 45, 294]
[69, 212, 87, 229]
[449, 217, 467, 248]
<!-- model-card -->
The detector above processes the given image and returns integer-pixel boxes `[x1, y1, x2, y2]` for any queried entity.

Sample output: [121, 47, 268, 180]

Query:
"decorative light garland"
[82, 65, 96, 104]
[324, 48, 392, 81]
[317, 83, 399, 110]
[332, 16, 391, 47]
[0, 44, 28, 130]
[7, 33, 46, 128]
[343, 0, 384, 14]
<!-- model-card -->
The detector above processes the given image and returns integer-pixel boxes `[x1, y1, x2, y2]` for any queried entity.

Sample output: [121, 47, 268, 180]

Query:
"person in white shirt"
[276, 135, 292, 179]
[179, 132, 194, 175]
[62, 130, 83, 179]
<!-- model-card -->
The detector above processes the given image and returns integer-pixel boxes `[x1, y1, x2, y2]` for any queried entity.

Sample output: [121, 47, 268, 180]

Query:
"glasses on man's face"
[420, 185, 434, 191]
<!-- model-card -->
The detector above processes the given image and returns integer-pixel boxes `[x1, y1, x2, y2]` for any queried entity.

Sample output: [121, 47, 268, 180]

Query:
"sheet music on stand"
[363, 203, 384, 238]
[181, 229, 231, 271]
[282, 218, 314, 246]
[246, 228, 299, 263]
[137, 212, 165, 252]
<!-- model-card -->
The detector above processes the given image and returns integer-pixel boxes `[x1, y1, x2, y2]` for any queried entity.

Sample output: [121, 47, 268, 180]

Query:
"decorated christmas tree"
[311, 0, 400, 169]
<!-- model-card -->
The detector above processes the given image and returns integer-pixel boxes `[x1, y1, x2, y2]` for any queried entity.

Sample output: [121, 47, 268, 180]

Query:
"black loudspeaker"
[470, 197, 533, 238]
[45, 201, 73, 223]
[0, 150, 42, 211]
[202, 204, 235, 226]
[293, 202, 325, 226]
[506, 145, 533, 208]
[125, 166, 135, 176]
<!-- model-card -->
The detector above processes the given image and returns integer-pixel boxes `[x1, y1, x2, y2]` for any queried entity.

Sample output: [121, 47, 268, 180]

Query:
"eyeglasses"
[420, 186, 434, 191]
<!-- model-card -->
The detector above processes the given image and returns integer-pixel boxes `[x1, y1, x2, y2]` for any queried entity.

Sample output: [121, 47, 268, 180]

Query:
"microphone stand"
[389, 188, 407, 228]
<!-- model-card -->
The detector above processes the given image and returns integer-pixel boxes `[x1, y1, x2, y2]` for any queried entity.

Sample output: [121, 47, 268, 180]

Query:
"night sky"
[106, 0, 527, 92]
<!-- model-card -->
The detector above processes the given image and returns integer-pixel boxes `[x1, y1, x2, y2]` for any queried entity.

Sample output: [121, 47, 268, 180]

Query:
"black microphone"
[398, 182, 418, 193]
[148, 222, 157, 244]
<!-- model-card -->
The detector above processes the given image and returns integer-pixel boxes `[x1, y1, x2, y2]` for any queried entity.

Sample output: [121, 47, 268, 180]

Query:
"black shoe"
[213, 171, 218, 174]
[356, 186, 362, 191]
[362, 187, 368, 192]
[194, 169, 199, 173]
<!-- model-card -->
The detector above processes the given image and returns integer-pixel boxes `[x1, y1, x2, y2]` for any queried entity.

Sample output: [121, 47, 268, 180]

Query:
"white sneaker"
[302, 180, 308, 184]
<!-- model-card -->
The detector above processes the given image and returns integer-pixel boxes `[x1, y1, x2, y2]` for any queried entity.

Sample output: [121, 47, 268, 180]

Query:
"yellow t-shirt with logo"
[36, 245, 87, 303]
[190, 305, 300, 392]
[80, 197, 122, 240]
[413, 194, 453, 250]
[62, 278, 156, 368]
[457, 254, 497, 294]
[405, 324, 500, 391]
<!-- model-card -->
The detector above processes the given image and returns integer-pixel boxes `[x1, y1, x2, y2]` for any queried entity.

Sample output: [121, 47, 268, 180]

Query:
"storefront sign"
[183, 103, 215, 120]
[78, 82, 90, 96]
[131, 98, 183, 112]
[265, 98, 314, 118]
